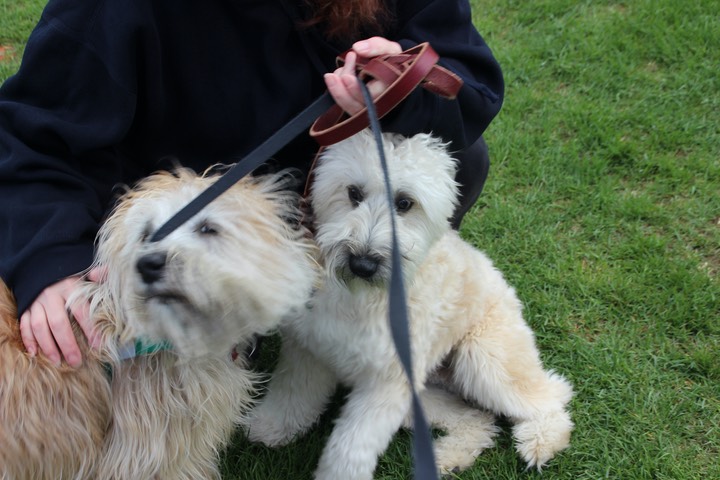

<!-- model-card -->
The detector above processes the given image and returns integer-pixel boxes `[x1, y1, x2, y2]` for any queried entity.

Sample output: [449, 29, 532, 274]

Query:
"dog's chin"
[145, 292, 188, 306]
[136, 286, 200, 321]
[334, 266, 390, 290]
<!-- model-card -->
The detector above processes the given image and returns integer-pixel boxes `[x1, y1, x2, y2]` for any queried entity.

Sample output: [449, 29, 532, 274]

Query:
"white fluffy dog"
[248, 130, 574, 479]
[0, 168, 316, 479]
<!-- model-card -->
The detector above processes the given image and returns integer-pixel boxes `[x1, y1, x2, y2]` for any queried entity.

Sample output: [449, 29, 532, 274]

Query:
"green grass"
[2, 0, 718, 478]
[0, 0, 44, 78]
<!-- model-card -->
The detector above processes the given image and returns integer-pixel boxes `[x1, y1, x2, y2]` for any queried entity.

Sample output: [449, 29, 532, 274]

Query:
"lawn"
[2, 0, 718, 479]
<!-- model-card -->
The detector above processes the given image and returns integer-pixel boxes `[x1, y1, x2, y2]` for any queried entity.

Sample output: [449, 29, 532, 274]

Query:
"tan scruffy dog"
[0, 167, 317, 479]
[248, 130, 574, 479]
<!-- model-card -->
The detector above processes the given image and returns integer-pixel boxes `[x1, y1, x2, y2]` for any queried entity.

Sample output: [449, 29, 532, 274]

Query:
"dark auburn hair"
[304, 0, 393, 40]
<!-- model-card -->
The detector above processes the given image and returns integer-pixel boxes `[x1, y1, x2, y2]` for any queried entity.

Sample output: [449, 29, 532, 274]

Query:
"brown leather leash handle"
[309, 42, 463, 147]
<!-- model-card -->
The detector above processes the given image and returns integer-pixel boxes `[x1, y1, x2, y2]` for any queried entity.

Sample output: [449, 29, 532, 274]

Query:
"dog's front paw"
[435, 447, 482, 476]
[512, 409, 573, 469]
[434, 409, 497, 475]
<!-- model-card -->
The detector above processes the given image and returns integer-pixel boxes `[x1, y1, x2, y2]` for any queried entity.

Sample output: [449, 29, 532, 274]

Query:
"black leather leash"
[149, 92, 335, 242]
[357, 80, 438, 480]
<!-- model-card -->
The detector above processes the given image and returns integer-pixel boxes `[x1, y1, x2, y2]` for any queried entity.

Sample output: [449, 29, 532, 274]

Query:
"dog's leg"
[450, 294, 574, 469]
[248, 336, 337, 447]
[402, 386, 498, 475]
[313, 379, 410, 480]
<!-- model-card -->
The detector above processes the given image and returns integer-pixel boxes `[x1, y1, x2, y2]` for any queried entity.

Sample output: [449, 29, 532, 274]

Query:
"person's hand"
[324, 36, 402, 116]
[19, 268, 104, 367]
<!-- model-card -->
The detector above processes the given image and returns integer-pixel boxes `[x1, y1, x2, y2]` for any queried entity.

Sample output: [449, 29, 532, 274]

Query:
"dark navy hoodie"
[0, 0, 504, 314]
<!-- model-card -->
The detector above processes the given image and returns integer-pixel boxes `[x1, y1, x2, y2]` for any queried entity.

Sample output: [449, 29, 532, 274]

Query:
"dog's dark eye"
[395, 196, 414, 214]
[139, 224, 153, 243]
[198, 222, 219, 235]
[348, 185, 364, 207]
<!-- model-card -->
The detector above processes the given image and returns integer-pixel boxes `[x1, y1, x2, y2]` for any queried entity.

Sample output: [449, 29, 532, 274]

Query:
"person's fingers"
[326, 74, 393, 116]
[325, 73, 365, 115]
[44, 291, 82, 367]
[326, 42, 404, 115]
[85, 266, 107, 283]
[19, 310, 38, 357]
[70, 298, 100, 351]
[18, 276, 89, 367]
[342, 74, 393, 107]
[339, 51, 357, 77]
[329, 52, 363, 112]
[352, 37, 402, 57]
[365, 76, 392, 99]
[340, 74, 366, 104]
[27, 303, 62, 366]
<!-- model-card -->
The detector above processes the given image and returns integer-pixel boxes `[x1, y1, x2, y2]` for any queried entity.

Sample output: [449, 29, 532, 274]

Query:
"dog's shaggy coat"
[0, 168, 316, 479]
[249, 131, 574, 479]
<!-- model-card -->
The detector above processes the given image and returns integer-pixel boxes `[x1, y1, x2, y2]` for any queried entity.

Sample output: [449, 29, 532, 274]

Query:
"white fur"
[248, 130, 573, 479]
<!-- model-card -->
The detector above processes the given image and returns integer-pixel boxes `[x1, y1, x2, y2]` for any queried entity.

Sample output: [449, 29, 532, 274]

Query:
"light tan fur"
[403, 386, 499, 474]
[1, 167, 317, 479]
[0, 281, 110, 480]
[249, 131, 573, 479]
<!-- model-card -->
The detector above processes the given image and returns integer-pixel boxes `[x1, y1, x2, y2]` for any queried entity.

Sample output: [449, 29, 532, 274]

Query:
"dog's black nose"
[348, 254, 379, 278]
[137, 252, 167, 284]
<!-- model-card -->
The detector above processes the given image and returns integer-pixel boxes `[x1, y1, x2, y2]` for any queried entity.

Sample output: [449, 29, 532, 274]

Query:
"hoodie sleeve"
[0, 0, 140, 313]
[380, 0, 504, 150]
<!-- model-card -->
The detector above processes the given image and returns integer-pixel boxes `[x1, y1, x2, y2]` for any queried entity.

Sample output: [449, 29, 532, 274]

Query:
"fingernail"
[324, 73, 336, 87]
[67, 353, 82, 368]
[49, 355, 61, 367]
